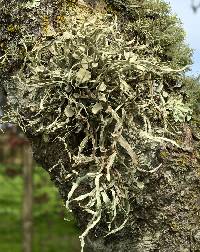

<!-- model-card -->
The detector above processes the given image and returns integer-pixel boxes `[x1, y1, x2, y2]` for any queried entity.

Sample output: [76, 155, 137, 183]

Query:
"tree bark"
[1, 0, 200, 251]
[29, 134, 200, 252]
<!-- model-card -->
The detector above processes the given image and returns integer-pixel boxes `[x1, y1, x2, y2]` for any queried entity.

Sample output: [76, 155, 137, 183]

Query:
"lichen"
[0, 0, 200, 251]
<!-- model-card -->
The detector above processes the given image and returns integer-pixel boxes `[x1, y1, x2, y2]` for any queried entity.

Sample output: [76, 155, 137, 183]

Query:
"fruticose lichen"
[0, 0, 199, 251]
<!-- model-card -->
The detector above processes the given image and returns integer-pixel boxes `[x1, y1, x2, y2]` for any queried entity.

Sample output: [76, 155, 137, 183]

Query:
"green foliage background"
[0, 163, 80, 252]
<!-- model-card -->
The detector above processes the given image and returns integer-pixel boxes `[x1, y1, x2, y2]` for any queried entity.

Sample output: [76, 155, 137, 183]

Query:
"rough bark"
[1, 0, 200, 251]
[28, 129, 200, 252]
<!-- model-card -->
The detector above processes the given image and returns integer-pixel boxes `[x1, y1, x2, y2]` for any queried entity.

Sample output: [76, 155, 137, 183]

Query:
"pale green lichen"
[0, 1, 197, 251]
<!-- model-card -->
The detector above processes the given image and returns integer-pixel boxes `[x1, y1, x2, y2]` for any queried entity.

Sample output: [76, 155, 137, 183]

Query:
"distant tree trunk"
[22, 143, 33, 252]
[191, 0, 200, 12]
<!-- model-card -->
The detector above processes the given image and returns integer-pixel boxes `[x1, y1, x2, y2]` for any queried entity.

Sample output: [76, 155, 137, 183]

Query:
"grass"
[0, 163, 80, 252]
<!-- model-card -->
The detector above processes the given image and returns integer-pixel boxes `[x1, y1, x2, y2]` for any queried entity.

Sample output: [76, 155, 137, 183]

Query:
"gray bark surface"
[30, 133, 200, 252]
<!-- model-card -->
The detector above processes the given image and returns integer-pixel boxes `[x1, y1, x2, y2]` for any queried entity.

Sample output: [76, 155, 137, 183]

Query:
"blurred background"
[169, 0, 200, 76]
[0, 125, 80, 252]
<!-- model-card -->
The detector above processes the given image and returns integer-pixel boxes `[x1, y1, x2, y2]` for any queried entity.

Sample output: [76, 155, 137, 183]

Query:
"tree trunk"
[30, 135, 200, 252]
[22, 143, 33, 252]
[1, 0, 200, 251]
